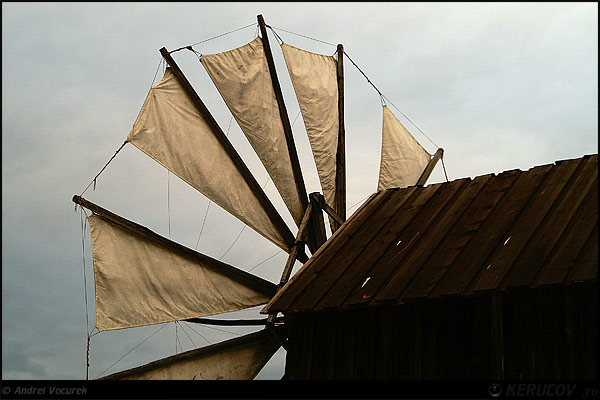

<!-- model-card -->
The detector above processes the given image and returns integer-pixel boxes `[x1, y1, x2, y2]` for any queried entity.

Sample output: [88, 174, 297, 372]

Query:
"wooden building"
[263, 154, 598, 379]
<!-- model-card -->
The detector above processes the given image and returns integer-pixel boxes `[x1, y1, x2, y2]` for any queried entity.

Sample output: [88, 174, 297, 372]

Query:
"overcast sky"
[2, 2, 597, 381]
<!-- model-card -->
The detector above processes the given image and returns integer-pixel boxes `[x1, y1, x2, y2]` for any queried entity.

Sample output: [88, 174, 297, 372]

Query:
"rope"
[79, 208, 93, 380]
[79, 141, 128, 196]
[177, 321, 198, 349]
[182, 321, 212, 344]
[268, 25, 337, 47]
[247, 250, 283, 273]
[169, 22, 256, 54]
[194, 201, 211, 251]
[94, 323, 169, 379]
[343, 50, 441, 150]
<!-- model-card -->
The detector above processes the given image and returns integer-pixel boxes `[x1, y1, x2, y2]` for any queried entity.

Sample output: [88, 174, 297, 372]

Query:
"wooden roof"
[264, 154, 598, 313]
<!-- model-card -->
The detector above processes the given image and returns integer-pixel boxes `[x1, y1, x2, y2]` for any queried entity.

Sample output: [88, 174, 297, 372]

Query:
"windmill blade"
[280, 42, 339, 219]
[200, 36, 308, 228]
[73, 195, 277, 332]
[377, 105, 433, 191]
[128, 61, 306, 262]
[97, 328, 282, 380]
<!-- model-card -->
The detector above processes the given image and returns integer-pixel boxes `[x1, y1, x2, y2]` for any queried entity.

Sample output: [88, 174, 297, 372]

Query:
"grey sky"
[2, 2, 597, 381]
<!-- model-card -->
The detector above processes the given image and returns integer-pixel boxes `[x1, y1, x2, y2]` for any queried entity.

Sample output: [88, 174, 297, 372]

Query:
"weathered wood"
[399, 174, 491, 299]
[266, 191, 386, 313]
[185, 316, 282, 326]
[307, 192, 327, 253]
[490, 292, 505, 380]
[429, 170, 521, 297]
[72, 195, 277, 295]
[442, 164, 553, 295]
[315, 193, 344, 226]
[416, 148, 444, 186]
[504, 157, 594, 287]
[332, 44, 346, 234]
[257, 15, 309, 221]
[159, 47, 307, 263]
[370, 180, 468, 303]
[277, 201, 313, 289]
[301, 188, 421, 311]
[471, 158, 581, 291]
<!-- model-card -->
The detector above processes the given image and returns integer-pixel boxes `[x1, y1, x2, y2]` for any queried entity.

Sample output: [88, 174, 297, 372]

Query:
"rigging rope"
[94, 323, 169, 379]
[178, 321, 198, 349]
[182, 321, 213, 344]
[169, 22, 256, 54]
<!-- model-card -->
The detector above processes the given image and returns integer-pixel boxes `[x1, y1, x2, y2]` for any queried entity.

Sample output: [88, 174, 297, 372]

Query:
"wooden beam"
[277, 201, 313, 289]
[315, 193, 344, 226]
[72, 195, 278, 295]
[307, 192, 327, 251]
[257, 15, 309, 218]
[185, 316, 283, 326]
[159, 47, 307, 263]
[416, 148, 444, 186]
[332, 43, 346, 234]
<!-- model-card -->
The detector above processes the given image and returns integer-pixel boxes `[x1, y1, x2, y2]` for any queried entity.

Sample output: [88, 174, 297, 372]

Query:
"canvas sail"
[127, 67, 289, 252]
[281, 42, 339, 209]
[378, 105, 431, 191]
[98, 329, 281, 380]
[88, 214, 276, 332]
[200, 37, 305, 227]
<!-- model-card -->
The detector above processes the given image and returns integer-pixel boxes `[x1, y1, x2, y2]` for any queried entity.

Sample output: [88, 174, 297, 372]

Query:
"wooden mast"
[159, 47, 307, 263]
[257, 14, 326, 255]
[72, 195, 278, 294]
[416, 148, 444, 186]
[332, 43, 346, 233]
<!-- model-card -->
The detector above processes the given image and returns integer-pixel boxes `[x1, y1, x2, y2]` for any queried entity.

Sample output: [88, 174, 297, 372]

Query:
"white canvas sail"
[127, 67, 289, 252]
[99, 329, 281, 380]
[281, 42, 339, 208]
[89, 214, 276, 331]
[378, 105, 431, 191]
[200, 37, 305, 226]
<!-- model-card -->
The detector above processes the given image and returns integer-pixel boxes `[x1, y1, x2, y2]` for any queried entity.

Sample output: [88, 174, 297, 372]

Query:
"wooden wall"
[283, 283, 598, 380]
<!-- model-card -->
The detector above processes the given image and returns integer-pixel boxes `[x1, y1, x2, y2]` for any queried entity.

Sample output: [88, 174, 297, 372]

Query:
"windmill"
[73, 15, 443, 380]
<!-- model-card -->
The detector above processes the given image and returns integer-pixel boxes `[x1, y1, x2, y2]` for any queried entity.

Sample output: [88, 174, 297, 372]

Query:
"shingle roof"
[264, 154, 598, 313]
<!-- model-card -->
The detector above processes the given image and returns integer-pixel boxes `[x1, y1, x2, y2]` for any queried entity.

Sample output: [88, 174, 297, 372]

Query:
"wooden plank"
[470, 293, 493, 379]
[503, 157, 596, 288]
[334, 310, 356, 379]
[325, 185, 441, 309]
[265, 191, 388, 313]
[369, 179, 470, 303]
[257, 15, 309, 220]
[489, 292, 505, 380]
[471, 158, 582, 292]
[395, 174, 492, 300]
[158, 48, 306, 263]
[309, 312, 326, 379]
[72, 195, 277, 296]
[292, 188, 421, 311]
[299, 311, 313, 379]
[434, 165, 553, 296]
[332, 44, 346, 233]
[537, 173, 598, 284]
[429, 170, 521, 297]
[568, 226, 598, 282]
[416, 148, 444, 186]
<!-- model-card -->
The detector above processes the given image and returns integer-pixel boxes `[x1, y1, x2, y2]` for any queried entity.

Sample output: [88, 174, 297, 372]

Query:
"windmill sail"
[127, 67, 291, 253]
[280, 42, 340, 211]
[377, 105, 431, 191]
[200, 37, 305, 227]
[98, 329, 281, 380]
[86, 209, 276, 332]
